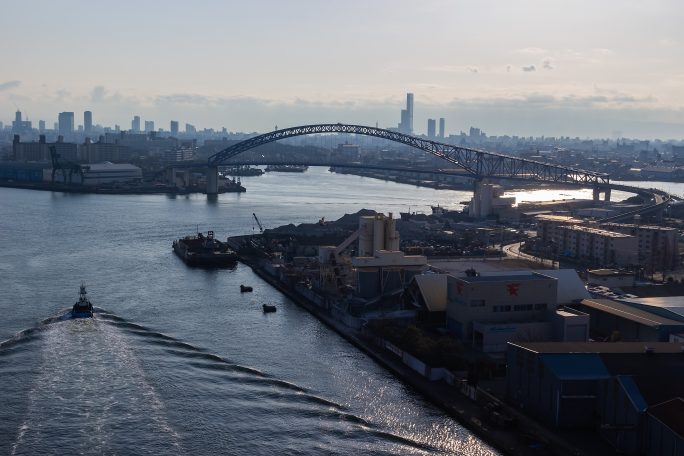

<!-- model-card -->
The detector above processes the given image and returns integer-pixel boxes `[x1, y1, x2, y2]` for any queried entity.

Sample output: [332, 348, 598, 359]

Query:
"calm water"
[0, 168, 494, 456]
[0, 168, 667, 455]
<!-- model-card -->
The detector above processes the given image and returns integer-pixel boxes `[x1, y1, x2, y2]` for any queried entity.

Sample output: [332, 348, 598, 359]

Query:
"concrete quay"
[228, 236, 608, 456]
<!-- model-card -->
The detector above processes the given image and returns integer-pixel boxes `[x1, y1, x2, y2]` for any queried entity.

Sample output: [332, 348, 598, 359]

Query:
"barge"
[173, 230, 238, 267]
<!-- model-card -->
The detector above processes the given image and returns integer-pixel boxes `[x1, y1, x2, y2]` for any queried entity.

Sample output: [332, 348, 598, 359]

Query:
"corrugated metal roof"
[579, 299, 684, 328]
[511, 341, 684, 354]
[541, 353, 610, 380]
[414, 274, 447, 312]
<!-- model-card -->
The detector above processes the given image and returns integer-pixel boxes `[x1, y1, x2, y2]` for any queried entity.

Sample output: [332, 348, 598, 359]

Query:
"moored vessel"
[71, 283, 94, 318]
[173, 230, 238, 267]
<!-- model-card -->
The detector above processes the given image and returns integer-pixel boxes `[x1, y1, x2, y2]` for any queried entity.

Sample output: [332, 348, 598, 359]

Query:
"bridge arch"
[207, 123, 608, 186]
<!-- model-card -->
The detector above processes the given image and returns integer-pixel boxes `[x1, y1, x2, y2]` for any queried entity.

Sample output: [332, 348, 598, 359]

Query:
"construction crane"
[49, 146, 83, 184]
[252, 213, 264, 233]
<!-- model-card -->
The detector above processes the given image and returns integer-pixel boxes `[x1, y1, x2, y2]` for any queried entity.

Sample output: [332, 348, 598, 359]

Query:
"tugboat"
[262, 304, 277, 313]
[240, 285, 253, 293]
[72, 284, 94, 318]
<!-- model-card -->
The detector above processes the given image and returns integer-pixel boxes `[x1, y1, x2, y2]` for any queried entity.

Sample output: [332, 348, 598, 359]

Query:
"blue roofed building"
[507, 341, 684, 455]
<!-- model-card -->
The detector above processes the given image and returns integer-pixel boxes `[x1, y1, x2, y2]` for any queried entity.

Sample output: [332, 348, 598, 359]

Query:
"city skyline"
[1, 0, 683, 138]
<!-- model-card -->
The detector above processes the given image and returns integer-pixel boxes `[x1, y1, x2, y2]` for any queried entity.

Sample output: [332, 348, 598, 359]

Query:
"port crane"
[49, 146, 83, 184]
[252, 213, 264, 233]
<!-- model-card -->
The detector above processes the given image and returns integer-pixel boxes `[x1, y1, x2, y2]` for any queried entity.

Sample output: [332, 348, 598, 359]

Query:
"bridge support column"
[206, 166, 219, 195]
[593, 187, 600, 202]
[604, 188, 611, 202]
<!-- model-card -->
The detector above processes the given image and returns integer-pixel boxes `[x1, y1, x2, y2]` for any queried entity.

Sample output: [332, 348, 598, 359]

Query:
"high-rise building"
[185, 123, 196, 135]
[38, 120, 45, 132]
[144, 120, 154, 133]
[58, 112, 75, 136]
[131, 116, 141, 133]
[406, 93, 414, 133]
[84, 111, 93, 134]
[439, 118, 445, 138]
[427, 119, 436, 138]
[397, 93, 415, 134]
[170, 120, 179, 136]
[12, 110, 32, 135]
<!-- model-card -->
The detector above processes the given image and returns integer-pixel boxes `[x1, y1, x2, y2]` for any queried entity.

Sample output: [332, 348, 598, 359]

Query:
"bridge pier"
[169, 167, 191, 188]
[206, 166, 219, 195]
[593, 187, 611, 202]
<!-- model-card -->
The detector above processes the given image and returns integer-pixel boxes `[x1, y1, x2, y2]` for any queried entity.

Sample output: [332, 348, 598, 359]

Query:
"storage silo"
[358, 216, 375, 257]
[373, 216, 385, 254]
[384, 213, 400, 251]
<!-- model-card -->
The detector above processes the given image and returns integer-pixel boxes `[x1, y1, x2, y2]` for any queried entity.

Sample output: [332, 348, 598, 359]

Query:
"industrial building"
[506, 341, 684, 455]
[586, 268, 636, 287]
[12, 135, 77, 162]
[468, 181, 515, 218]
[38, 162, 142, 186]
[349, 214, 427, 298]
[444, 272, 590, 352]
[79, 137, 131, 163]
[406, 269, 591, 352]
[569, 298, 684, 342]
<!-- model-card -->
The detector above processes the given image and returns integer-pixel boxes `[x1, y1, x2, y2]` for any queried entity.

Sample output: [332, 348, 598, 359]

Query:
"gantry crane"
[49, 146, 83, 184]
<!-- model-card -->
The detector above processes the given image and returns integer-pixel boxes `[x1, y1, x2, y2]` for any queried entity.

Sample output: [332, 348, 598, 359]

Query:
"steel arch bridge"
[207, 123, 609, 186]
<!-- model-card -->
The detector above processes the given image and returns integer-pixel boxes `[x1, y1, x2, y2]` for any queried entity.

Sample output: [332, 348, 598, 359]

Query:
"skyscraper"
[144, 120, 154, 133]
[439, 118, 445, 138]
[406, 93, 414, 134]
[84, 111, 92, 134]
[58, 112, 75, 136]
[39, 120, 45, 132]
[131, 116, 141, 133]
[427, 118, 436, 138]
[397, 93, 415, 134]
[170, 120, 179, 136]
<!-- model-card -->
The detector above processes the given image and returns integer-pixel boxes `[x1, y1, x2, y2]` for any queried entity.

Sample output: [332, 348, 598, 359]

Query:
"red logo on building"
[507, 283, 520, 296]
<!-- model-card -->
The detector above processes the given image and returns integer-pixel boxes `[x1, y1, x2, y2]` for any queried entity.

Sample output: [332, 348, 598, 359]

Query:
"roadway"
[502, 241, 557, 268]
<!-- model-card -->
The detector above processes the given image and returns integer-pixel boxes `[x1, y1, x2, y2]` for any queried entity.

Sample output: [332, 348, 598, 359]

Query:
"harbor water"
[0, 168, 671, 455]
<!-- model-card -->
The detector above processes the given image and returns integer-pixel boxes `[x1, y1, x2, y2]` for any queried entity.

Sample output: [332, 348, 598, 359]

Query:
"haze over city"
[1, 0, 683, 138]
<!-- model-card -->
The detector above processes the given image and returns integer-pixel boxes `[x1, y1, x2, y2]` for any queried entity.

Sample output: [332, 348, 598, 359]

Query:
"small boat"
[262, 304, 277, 313]
[240, 285, 253, 293]
[71, 283, 94, 318]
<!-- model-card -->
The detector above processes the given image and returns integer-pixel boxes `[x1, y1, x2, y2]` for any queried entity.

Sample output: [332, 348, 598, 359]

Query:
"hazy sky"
[1, 0, 683, 138]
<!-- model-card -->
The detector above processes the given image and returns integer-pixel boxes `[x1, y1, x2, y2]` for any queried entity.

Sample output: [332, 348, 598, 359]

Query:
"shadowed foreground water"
[2, 169, 658, 454]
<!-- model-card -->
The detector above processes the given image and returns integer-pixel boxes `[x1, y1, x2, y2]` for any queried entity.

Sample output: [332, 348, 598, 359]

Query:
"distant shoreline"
[0, 180, 244, 195]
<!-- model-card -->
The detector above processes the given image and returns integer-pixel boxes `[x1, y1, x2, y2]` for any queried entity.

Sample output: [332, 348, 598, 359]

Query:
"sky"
[1, 0, 683, 139]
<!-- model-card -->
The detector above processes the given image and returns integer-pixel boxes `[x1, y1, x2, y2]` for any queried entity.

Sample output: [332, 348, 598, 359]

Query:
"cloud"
[542, 60, 553, 70]
[514, 47, 548, 55]
[0, 80, 21, 91]
[521, 65, 536, 72]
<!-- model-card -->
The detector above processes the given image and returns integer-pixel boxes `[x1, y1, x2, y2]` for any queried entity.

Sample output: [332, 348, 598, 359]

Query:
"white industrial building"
[408, 269, 591, 353]
[468, 181, 516, 218]
[44, 162, 142, 186]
